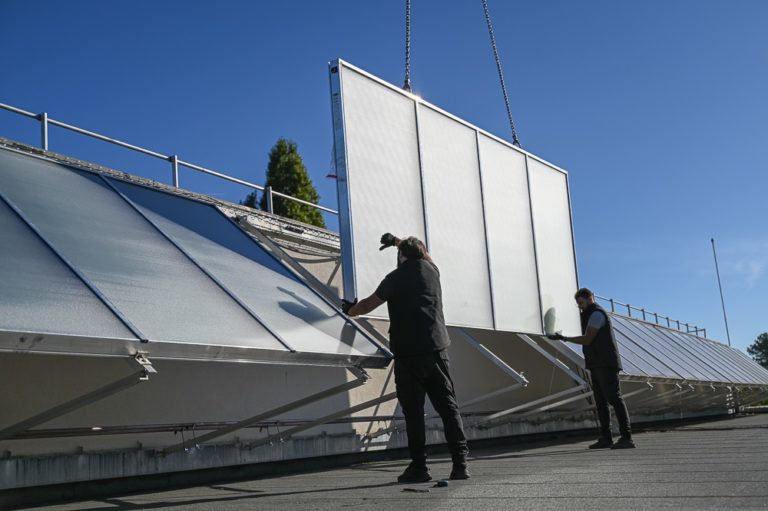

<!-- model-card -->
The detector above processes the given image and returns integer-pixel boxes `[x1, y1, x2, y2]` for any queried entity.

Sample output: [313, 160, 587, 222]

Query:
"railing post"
[641, 308, 646, 321]
[265, 186, 274, 214]
[654, 312, 659, 324]
[609, 299, 615, 312]
[170, 155, 179, 187]
[666, 316, 670, 327]
[39, 112, 48, 150]
[676, 320, 680, 330]
[627, 304, 632, 317]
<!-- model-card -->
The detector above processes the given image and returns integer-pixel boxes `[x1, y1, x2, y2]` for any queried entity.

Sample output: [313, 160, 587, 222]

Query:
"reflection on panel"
[419, 106, 493, 328]
[338, 66, 425, 312]
[477, 134, 541, 333]
[0, 147, 391, 367]
[0, 153, 284, 351]
[0, 198, 136, 340]
[527, 158, 580, 335]
[112, 179, 381, 357]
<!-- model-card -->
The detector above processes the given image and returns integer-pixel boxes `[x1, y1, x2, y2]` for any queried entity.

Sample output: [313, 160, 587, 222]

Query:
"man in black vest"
[549, 288, 635, 449]
[342, 234, 470, 483]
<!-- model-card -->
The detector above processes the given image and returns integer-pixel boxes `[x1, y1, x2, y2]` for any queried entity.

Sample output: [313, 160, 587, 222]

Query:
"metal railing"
[0, 102, 338, 216]
[595, 295, 706, 337]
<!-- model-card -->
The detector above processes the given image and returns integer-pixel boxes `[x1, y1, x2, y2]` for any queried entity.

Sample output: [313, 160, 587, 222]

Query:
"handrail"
[595, 294, 706, 338]
[0, 101, 338, 217]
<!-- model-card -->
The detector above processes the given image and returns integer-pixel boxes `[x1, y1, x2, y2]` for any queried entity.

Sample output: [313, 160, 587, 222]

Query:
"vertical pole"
[39, 112, 49, 150]
[171, 155, 179, 187]
[265, 186, 274, 214]
[609, 298, 614, 312]
[711, 238, 732, 346]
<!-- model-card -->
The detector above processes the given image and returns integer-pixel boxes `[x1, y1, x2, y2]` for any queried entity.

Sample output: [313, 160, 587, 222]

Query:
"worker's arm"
[346, 293, 384, 317]
[562, 326, 599, 346]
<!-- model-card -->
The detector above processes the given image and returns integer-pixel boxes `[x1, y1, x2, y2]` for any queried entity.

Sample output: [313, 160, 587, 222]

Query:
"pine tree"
[747, 333, 768, 369]
[242, 138, 325, 228]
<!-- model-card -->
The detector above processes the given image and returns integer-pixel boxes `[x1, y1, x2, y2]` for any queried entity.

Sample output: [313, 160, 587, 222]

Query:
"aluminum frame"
[0, 353, 155, 441]
[163, 367, 371, 454]
[364, 328, 528, 441]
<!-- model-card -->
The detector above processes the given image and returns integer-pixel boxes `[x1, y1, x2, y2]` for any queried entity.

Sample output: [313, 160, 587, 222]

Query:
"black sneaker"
[449, 463, 471, 480]
[610, 437, 636, 449]
[397, 462, 432, 483]
[588, 438, 614, 449]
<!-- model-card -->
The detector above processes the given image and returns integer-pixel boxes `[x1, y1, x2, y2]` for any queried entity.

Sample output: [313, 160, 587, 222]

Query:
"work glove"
[379, 232, 400, 251]
[341, 298, 358, 314]
[547, 333, 566, 341]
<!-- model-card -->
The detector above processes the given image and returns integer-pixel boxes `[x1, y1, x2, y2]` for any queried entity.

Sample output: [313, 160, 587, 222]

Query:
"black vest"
[580, 303, 622, 370]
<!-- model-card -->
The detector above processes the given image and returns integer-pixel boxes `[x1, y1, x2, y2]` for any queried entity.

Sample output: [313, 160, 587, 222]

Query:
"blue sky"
[1, 1, 766, 353]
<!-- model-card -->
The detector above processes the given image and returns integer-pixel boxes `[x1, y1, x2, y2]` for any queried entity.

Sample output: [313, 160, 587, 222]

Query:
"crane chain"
[481, 0, 521, 147]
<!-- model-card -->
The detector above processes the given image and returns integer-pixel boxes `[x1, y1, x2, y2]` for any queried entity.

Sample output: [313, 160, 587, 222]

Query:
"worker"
[342, 233, 470, 483]
[548, 288, 635, 449]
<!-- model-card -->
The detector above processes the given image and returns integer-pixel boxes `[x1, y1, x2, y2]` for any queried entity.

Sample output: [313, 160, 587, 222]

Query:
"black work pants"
[590, 367, 632, 440]
[394, 350, 468, 465]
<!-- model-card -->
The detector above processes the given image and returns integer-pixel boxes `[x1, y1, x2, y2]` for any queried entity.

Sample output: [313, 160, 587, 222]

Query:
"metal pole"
[710, 238, 732, 346]
[265, 186, 274, 214]
[171, 155, 179, 187]
[39, 112, 49, 150]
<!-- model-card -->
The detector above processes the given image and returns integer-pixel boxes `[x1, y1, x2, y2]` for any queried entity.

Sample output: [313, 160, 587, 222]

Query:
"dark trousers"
[394, 350, 468, 465]
[590, 367, 632, 439]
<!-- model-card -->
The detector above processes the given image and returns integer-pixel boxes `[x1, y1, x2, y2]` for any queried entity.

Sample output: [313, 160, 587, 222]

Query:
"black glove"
[379, 233, 400, 251]
[547, 333, 566, 341]
[341, 298, 358, 314]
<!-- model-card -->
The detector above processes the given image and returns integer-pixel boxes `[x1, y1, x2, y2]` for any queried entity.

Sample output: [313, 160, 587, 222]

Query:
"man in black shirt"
[549, 288, 635, 449]
[343, 234, 470, 483]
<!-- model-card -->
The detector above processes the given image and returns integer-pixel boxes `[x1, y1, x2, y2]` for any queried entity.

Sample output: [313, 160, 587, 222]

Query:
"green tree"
[242, 138, 325, 228]
[747, 332, 768, 369]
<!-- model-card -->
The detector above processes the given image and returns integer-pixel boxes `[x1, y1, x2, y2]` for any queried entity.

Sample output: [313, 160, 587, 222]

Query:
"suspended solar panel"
[329, 59, 580, 335]
[555, 313, 768, 385]
[0, 147, 390, 368]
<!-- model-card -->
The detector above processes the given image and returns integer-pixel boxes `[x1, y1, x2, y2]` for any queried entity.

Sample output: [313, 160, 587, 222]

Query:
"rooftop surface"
[19, 413, 768, 511]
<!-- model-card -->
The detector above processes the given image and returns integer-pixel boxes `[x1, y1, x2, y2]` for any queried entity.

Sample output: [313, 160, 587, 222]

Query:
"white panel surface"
[527, 158, 581, 335]
[339, 67, 425, 311]
[419, 106, 494, 329]
[477, 134, 541, 333]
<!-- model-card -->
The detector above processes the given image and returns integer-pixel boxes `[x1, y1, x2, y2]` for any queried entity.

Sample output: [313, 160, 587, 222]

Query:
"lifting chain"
[403, 0, 412, 91]
[481, 0, 521, 147]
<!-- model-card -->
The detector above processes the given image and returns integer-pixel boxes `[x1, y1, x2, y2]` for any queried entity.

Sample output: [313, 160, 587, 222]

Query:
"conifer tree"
[242, 138, 325, 228]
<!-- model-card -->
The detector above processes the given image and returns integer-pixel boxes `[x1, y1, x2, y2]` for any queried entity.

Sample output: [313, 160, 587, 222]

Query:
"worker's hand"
[547, 333, 566, 341]
[379, 233, 400, 251]
[341, 298, 358, 314]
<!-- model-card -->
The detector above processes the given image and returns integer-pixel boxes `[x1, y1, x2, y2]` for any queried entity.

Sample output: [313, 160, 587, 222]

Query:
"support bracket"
[0, 353, 155, 441]
[163, 366, 371, 455]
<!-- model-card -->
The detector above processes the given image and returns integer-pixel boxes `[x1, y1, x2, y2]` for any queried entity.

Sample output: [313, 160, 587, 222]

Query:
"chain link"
[481, 0, 521, 147]
[404, 0, 412, 92]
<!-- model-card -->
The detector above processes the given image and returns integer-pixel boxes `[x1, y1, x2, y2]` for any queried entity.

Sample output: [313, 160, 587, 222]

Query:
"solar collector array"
[0, 147, 388, 367]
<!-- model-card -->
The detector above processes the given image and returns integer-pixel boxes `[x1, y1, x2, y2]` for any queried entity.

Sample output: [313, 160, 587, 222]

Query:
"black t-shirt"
[374, 258, 451, 358]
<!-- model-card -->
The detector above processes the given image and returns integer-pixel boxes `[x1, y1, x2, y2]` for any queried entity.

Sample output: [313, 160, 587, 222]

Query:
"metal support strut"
[163, 367, 376, 455]
[0, 353, 155, 441]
